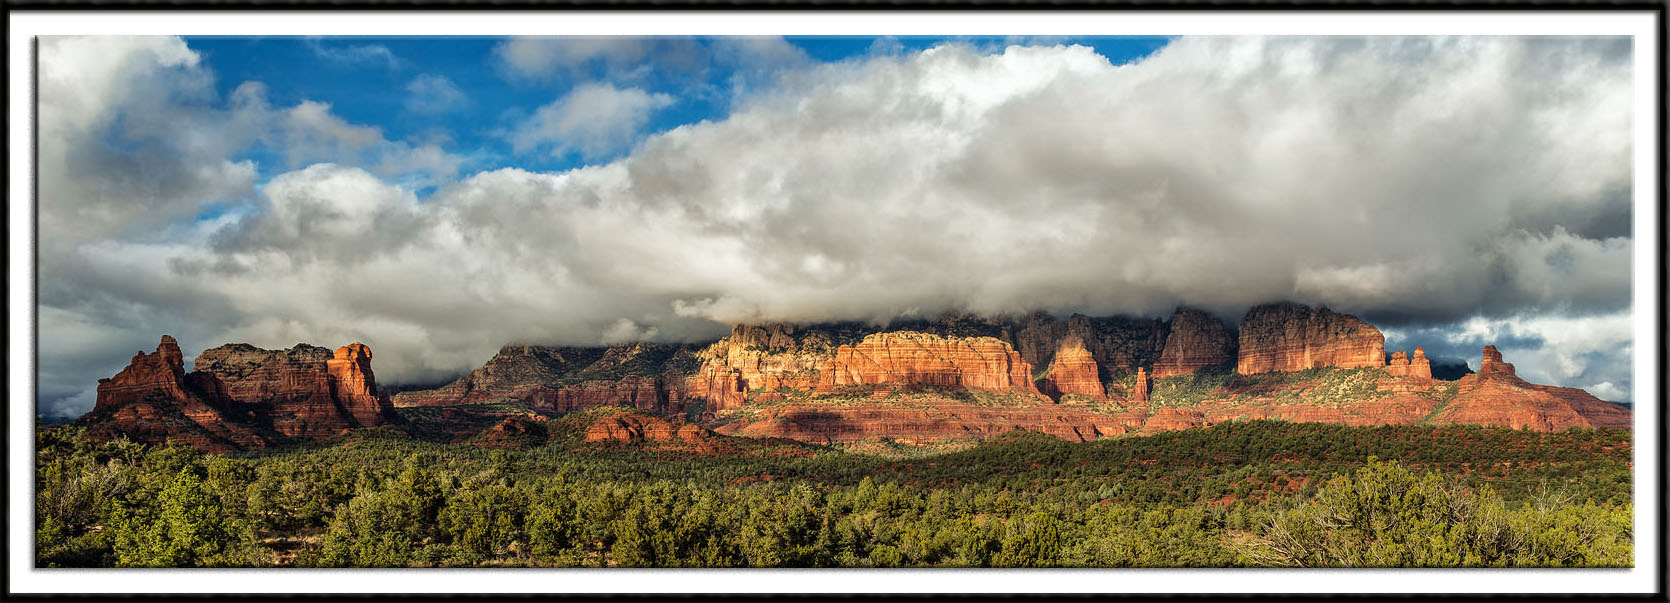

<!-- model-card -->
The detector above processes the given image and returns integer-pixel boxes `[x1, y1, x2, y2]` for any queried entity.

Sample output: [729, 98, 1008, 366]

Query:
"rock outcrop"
[1385, 348, 1433, 379]
[1132, 367, 1150, 404]
[80, 336, 402, 452]
[1152, 308, 1237, 378]
[392, 342, 697, 416]
[816, 332, 1042, 397]
[1143, 408, 1208, 431]
[682, 324, 832, 412]
[1236, 303, 1386, 374]
[193, 342, 396, 439]
[1039, 337, 1106, 400]
[80, 336, 275, 453]
[1431, 346, 1631, 431]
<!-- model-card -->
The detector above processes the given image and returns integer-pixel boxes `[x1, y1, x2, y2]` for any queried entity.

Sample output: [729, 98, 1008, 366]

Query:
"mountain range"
[68, 302, 1632, 453]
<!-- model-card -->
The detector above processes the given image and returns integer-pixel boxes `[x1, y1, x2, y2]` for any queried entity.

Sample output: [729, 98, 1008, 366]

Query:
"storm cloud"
[35, 36, 1637, 418]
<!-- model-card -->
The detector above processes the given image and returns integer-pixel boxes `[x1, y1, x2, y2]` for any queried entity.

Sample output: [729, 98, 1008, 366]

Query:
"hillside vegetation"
[35, 419, 1631, 568]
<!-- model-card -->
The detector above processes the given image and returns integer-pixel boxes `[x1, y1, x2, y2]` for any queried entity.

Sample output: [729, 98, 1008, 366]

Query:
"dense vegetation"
[35, 419, 1632, 568]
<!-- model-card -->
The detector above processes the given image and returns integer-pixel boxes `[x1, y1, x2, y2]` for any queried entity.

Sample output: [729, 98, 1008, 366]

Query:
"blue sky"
[184, 36, 1172, 189]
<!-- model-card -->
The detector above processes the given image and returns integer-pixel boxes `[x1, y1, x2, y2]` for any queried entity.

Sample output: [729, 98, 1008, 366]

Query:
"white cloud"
[404, 74, 468, 114]
[510, 83, 674, 159]
[36, 36, 1638, 418]
[495, 37, 651, 81]
[306, 39, 402, 70]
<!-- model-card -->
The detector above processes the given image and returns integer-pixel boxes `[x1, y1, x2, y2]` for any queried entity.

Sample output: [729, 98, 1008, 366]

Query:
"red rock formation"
[1132, 367, 1150, 404]
[1431, 346, 1630, 431]
[1385, 348, 1434, 379]
[193, 342, 395, 439]
[1236, 303, 1386, 374]
[1040, 337, 1106, 400]
[1153, 307, 1236, 378]
[541, 377, 680, 415]
[816, 332, 1042, 396]
[682, 324, 828, 412]
[1143, 408, 1207, 431]
[80, 336, 274, 453]
[392, 343, 697, 416]
[470, 416, 550, 449]
[92, 336, 191, 414]
[1477, 345, 1515, 377]
[326, 343, 393, 427]
[583, 412, 717, 445]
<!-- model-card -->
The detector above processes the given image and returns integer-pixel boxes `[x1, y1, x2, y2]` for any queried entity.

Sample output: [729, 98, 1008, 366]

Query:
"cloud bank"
[35, 36, 1636, 418]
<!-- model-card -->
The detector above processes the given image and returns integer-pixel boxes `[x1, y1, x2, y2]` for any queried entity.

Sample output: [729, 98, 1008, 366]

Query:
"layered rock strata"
[194, 341, 396, 439]
[1152, 307, 1237, 378]
[815, 332, 1042, 397]
[1236, 303, 1386, 374]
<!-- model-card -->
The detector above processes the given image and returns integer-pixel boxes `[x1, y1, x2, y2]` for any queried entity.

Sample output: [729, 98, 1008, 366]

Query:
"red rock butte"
[1236, 303, 1385, 374]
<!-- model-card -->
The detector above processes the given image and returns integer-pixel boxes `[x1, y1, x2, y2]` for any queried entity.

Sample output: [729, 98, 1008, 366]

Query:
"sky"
[34, 35, 1636, 419]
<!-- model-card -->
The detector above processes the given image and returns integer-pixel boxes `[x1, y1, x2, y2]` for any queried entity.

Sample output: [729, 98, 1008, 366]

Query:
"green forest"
[35, 417, 1633, 568]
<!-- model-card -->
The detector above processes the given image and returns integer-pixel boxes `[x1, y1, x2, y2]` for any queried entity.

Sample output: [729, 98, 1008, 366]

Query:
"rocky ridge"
[74, 302, 1634, 453]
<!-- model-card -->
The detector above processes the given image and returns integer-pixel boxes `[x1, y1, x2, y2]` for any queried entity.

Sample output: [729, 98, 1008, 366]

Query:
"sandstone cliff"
[1039, 337, 1106, 401]
[815, 332, 1043, 397]
[1152, 307, 1237, 378]
[1236, 303, 1386, 374]
[194, 341, 397, 439]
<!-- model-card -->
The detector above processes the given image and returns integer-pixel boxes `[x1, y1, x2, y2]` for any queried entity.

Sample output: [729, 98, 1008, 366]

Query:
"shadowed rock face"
[80, 336, 397, 451]
[1153, 307, 1237, 378]
[392, 342, 698, 415]
[1007, 313, 1169, 378]
[82, 336, 275, 453]
[1236, 303, 1386, 374]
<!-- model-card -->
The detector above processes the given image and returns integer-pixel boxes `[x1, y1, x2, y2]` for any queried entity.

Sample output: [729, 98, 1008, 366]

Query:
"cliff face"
[1152, 307, 1237, 378]
[78, 302, 1634, 454]
[194, 342, 396, 439]
[1006, 313, 1168, 379]
[682, 324, 835, 411]
[1235, 303, 1386, 374]
[815, 332, 1042, 397]
[1039, 337, 1106, 400]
